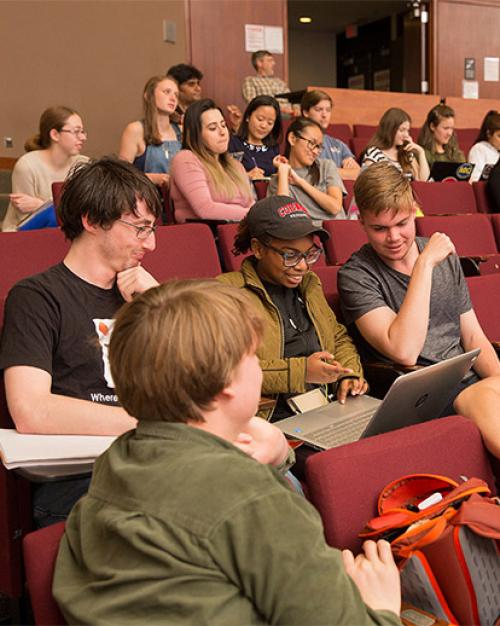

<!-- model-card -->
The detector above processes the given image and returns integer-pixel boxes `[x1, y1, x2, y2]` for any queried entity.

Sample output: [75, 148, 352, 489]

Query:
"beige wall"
[1, 0, 187, 159]
[288, 29, 336, 92]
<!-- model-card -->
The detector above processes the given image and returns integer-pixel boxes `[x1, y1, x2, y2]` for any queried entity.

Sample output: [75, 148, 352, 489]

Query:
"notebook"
[275, 349, 480, 450]
[429, 161, 475, 182]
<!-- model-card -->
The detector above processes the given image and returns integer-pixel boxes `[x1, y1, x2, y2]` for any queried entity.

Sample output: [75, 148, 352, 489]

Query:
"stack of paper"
[0, 429, 116, 470]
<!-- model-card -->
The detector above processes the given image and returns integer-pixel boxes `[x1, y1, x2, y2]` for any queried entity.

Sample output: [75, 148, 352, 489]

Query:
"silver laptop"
[275, 349, 480, 450]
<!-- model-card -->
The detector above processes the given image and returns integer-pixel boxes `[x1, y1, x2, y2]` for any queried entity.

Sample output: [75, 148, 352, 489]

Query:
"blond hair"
[109, 280, 264, 423]
[354, 161, 419, 217]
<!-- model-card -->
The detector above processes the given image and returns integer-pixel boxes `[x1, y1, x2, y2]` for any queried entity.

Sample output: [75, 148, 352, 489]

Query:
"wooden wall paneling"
[309, 87, 441, 128]
[445, 96, 500, 128]
[432, 0, 500, 100]
[187, 0, 288, 111]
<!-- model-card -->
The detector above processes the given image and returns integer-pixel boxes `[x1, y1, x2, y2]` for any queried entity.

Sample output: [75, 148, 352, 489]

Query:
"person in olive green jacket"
[218, 195, 367, 421]
[53, 279, 402, 626]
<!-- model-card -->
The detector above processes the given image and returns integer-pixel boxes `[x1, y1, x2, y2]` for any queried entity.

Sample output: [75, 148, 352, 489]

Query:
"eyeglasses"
[118, 219, 157, 240]
[60, 128, 88, 138]
[295, 133, 323, 153]
[263, 242, 323, 267]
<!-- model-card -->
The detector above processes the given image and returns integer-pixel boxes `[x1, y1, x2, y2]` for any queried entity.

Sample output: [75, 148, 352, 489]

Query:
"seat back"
[455, 128, 479, 152]
[353, 124, 376, 138]
[216, 223, 245, 271]
[253, 180, 269, 201]
[323, 220, 368, 265]
[326, 123, 351, 144]
[342, 179, 355, 211]
[314, 265, 341, 317]
[472, 181, 493, 213]
[415, 214, 497, 256]
[0, 230, 70, 298]
[411, 181, 477, 215]
[350, 137, 369, 161]
[491, 214, 500, 249]
[160, 186, 175, 224]
[51, 182, 64, 210]
[23, 522, 67, 625]
[305, 415, 496, 553]
[466, 274, 500, 343]
[141, 224, 221, 280]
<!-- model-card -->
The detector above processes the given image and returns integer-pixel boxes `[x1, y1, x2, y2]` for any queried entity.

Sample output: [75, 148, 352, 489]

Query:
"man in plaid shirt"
[242, 50, 291, 114]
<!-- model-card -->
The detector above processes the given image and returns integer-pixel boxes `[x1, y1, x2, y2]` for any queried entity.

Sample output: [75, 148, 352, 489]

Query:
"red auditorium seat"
[326, 123, 351, 144]
[305, 415, 496, 553]
[466, 274, 500, 349]
[253, 180, 268, 200]
[472, 181, 494, 213]
[323, 220, 368, 265]
[141, 224, 221, 281]
[342, 179, 355, 211]
[314, 265, 341, 316]
[490, 214, 500, 249]
[0, 229, 70, 298]
[23, 522, 67, 626]
[415, 214, 497, 256]
[411, 181, 477, 215]
[350, 137, 369, 161]
[455, 128, 479, 151]
[353, 124, 376, 138]
[51, 182, 64, 210]
[217, 223, 246, 271]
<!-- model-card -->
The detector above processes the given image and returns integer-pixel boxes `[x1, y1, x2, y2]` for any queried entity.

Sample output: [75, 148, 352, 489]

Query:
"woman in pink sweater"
[170, 99, 254, 223]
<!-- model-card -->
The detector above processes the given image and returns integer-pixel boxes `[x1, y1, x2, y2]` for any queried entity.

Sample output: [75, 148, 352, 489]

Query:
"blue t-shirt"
[320, 135, 354, 168]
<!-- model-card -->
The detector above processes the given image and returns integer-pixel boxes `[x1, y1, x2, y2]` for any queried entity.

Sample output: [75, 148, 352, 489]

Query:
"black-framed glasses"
[263, 242, 323, 267]
[60, 128, 88, 138]
[118, 219, 157, 240]
[295, 133, 324, 153]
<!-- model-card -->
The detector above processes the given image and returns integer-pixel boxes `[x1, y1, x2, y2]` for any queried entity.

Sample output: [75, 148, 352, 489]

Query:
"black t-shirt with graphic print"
[0, 262, 124, 406]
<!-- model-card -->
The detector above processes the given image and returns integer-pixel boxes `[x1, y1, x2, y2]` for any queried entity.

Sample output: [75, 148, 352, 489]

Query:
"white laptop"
[275, 349, 480, 450]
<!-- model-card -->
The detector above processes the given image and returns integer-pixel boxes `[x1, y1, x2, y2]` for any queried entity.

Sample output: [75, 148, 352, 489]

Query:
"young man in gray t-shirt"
[338, 162, 500, 395]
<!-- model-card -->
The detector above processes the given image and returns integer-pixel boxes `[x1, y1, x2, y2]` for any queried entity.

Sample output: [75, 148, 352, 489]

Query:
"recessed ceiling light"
[299, 16, 312, 23]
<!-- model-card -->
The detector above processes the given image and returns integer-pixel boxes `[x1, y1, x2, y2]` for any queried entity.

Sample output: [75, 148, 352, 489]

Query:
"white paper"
[462, 80, 479, 99]
[484, 57, 499, 82]
[0, 429, 116, 469]
[264, 26, 283, 54]
[245, 24, 265, 52]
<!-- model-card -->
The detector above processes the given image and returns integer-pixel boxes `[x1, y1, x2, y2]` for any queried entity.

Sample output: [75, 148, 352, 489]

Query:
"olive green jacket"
[218, 259, 363, 417]
[53, 422, 401, 626]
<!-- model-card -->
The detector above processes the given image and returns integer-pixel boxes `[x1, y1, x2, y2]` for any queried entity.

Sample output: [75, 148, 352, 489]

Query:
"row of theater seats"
[1, 223, 498, 621]
[281, 120, 480, 160]
[1, 222, 499, 347]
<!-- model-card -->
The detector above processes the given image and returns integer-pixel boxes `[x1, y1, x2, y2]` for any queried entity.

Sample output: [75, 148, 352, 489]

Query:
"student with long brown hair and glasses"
[268, 117, 346, 222]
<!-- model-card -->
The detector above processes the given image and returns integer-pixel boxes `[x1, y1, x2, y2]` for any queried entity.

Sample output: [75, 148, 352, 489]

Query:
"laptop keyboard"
[306, 409, 375, 447]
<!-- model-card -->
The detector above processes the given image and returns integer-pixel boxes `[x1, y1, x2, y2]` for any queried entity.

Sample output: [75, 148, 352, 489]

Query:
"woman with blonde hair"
[362, 107, 429, 181]
[170, 98, 254, 222]
[3, 106, 88, 231]
[119, 75, 181, 188]
[418, 104, 465, 168]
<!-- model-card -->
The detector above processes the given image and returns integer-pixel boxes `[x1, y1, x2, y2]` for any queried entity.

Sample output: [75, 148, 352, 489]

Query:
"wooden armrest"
[258, 396, 276, 411]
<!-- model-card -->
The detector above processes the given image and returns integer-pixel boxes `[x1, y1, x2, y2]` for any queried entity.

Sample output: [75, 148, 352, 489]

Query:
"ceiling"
[288, 0, 411, 33]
